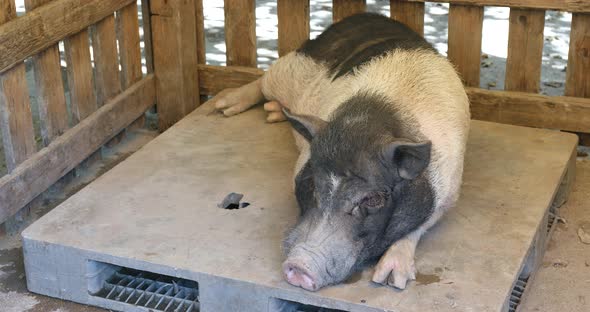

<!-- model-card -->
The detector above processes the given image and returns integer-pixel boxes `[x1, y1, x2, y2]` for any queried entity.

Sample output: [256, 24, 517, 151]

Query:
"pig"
[210, 13, 470, 291]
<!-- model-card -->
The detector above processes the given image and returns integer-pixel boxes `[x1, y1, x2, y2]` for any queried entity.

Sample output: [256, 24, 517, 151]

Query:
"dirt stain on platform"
[345, 271, 363, 284]
[416, 272, 441, 286]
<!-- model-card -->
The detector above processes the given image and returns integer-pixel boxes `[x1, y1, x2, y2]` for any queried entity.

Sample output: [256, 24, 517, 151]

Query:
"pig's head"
[281, 101, 431, 291]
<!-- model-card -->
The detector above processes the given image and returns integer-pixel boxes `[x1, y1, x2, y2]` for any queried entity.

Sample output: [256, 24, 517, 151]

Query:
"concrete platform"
[21, 102, 577, 312]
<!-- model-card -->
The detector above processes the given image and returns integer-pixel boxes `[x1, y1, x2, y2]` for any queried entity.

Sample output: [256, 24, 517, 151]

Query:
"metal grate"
[508, 275, 529, 312]
[93, 267, 199, 312]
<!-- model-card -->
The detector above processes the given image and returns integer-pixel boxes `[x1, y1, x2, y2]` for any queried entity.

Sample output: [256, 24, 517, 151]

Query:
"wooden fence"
[0, 0, 589, 224]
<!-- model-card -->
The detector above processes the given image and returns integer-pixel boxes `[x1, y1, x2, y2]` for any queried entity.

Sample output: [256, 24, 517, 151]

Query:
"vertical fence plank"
[277, 0, 310, 56]
[0, 0, 36, 172]
[505, 9, 545, 92]
[333, 0, 366, 23]
[224, 0, 256, 67]
[447, 4, 484, 87]
[141, 0, 154, 74]
[152, 0, 200, 130]
[117, 3, 143, 89]
[64, 30, 98, 124]
[91, 14, 121, 106]
[25, 0, 68, 146]
[565, 13, 590, 98]
[196, 0, 206, 65]
[390, 0, 425, 35]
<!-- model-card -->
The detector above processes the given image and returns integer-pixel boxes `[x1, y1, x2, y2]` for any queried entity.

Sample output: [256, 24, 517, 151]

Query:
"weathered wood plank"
[447, 4, 484, 87]
[565, 13, 590, 98]
[390, 0, 425, 35]
[90, 14, 121, 106]
[505, 8, 545, 92]
[0, 0, 135, 74]
[141, 0, 154, 73]
[151, 0, 200, 130]
[195, 0, 206, 65]
[25, 0, 68, 146]
[0, 0, 36, 172]
[117, 2, 143, 89]
[277, 0, 310, 56]
[64, 29, 98, 124]
[402, 0, 590, 12]
[0, 75, 156, 224]
[333, 0, 366, 23]
[224, 0, 256, 67]
[197, 64, 590, 133]
[468, 87, 590, 132]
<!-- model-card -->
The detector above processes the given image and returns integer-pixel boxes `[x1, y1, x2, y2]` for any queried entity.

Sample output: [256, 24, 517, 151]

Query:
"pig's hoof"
[264, 101, 287, 123]
[372, 253, 416, 290]
[210, 87, 258, 117]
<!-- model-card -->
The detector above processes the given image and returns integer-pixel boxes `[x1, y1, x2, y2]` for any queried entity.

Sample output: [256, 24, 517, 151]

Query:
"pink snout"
[282, 260, 319, 292]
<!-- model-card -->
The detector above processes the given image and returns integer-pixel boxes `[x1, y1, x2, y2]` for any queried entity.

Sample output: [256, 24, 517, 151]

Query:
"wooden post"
[151, 0, 200, 130]
[0, 0, 36, 172]
[333, 0, 366, 23]
[278, 0, 310, 56]
[505, 9, 545, 92]
[224, 0, 257, 67]
[25, 0, 69, 146]
[390, 0, 425, 35]
[447, 4, 484, 87]
[565, 13, 590, 98]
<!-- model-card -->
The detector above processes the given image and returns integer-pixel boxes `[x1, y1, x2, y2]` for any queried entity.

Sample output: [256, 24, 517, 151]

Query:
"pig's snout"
[282, 260, 319, 291]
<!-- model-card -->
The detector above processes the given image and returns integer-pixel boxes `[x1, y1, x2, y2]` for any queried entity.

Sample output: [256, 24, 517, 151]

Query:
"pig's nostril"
[283, 262, 318, 291]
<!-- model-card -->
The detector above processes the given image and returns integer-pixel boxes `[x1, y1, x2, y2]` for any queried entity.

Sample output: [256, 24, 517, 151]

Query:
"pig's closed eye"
[360, 193, 386, 212]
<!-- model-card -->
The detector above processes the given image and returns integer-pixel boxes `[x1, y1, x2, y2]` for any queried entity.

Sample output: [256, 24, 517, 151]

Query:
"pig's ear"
[383, 141, 432, 180]
[282, 108, 327, 141]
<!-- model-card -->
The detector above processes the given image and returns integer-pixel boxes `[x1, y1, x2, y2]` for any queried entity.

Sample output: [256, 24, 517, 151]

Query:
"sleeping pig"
[210, 13, 470, 291]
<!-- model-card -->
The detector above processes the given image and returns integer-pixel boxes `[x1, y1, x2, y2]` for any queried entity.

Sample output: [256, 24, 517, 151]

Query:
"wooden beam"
[151, 0, 200, 130]
[224, 0, 257, 67]
[448, 4, 484, 87]
[400, 0, 590, 12]
[117, 2, 143, 89]
[0, 0, 36, 172]
[141, 0, 154, 73]
[197, 65, 590, 133]
[505, 9, 545, 92]
[0, 0, 135, 74]
[390, 0, 425, 35]
[0, 75, 156, 224]
[468, 87, 590, 132]
[333, 0, 366, 23]
[195, 0, 206, 65]
[277, 0, 310, 56]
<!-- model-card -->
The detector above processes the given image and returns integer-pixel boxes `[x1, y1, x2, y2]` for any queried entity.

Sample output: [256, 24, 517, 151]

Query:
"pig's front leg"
[210, 78, 287, 123]
[372, 230, 422, 289]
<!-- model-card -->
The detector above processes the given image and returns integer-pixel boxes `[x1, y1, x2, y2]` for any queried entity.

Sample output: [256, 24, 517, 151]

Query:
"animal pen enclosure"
[0, 0, 587, 311]
[0, 0, 588, 228]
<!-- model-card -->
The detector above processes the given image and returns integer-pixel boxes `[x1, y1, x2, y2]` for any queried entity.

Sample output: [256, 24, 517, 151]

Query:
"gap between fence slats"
[505, 9, 545, 93]
[447, 4, 484, 87]
[278, 0, 310, 56]
[390, 0, 425, 35]
[141, 0, 154, 73]
[0, 0, 36, 172]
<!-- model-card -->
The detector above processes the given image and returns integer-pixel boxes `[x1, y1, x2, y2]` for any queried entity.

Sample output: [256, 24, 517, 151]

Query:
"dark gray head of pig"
[280, 98, 432, 292]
